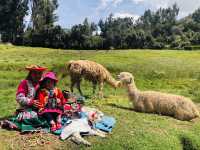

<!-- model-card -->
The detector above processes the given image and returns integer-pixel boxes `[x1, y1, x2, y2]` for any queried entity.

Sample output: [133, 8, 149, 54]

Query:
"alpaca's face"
[117, 72, 134, 86]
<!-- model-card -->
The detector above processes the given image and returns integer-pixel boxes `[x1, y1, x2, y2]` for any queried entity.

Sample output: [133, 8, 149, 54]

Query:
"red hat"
[40, 71, 58, 82]
[25, 64, 47, 71]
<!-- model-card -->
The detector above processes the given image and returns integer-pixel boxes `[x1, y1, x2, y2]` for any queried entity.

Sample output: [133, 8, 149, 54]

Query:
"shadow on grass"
[81, 94, 109, 100]
[0, 115, 14, 121]
[106, 103, 134, 111]
[180, 135, 200, 150]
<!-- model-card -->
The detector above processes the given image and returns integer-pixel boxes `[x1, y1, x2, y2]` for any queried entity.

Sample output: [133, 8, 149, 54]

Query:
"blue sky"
[56, 0, 200, 28]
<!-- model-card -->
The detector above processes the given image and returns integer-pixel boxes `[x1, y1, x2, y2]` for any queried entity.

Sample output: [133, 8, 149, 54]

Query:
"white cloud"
[113, 0, 123, 6]
[98, 0, 123, 10]
[130, 0, 200, 18]
[96, 0, 200, 20]
[131, 0, 145, 4]
[113, 12, 140, 20]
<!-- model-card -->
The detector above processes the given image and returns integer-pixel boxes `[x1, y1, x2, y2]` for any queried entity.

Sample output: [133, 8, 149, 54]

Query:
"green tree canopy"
[0, 0, 28, 43]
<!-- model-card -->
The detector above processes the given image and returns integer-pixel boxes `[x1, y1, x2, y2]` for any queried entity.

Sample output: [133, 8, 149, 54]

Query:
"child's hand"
[56, 98, 61, 104]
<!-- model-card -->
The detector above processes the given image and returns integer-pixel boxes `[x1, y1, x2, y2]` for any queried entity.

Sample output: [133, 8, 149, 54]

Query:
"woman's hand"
[32, 100, 43, 108]
[56, 98, 61, 104]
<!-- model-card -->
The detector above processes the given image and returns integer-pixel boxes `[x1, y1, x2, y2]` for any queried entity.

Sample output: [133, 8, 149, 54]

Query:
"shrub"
[151, 41, 165, 49]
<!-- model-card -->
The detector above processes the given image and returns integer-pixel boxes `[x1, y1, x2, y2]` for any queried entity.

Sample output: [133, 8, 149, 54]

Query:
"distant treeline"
[0, 0, 200, 50]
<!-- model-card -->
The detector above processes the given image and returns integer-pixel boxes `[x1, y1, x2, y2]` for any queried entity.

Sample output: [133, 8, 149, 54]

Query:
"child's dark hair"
[39, 78, 56, 89]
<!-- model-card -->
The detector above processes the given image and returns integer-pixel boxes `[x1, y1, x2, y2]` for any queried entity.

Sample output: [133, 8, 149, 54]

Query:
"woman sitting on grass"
[15, 65, 47, 123]
[0, 65, 47, 131]
[36, 72, 66, 131]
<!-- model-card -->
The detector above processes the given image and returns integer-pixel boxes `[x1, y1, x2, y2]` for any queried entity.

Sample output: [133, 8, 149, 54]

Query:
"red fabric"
[37, 88, 66, 111]
[16, 80, 39, 96]
[63, 103, 81, 112]
[38, 109, 63, 115]
[16, 80, 28, 96]
[16, 80, 39, 106]
[64, 104, 72, 111]
[38, 90, 48, 109]
[56, 88, 66, 105]
[26, 68, 46, 71]
[28, 99, 34, 106]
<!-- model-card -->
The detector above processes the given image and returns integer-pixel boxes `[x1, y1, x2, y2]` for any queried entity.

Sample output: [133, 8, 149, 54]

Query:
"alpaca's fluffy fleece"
[117, 72, 199, 121]
[67, 60, 119, 97]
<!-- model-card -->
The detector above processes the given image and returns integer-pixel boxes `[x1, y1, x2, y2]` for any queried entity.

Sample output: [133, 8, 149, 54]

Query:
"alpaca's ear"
[129, 78, 132, 83]
[127, 78, 132, 84]
[117, 81, 122, 87]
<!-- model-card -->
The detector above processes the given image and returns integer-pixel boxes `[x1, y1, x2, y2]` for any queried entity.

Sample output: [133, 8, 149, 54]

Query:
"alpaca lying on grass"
[67, 60, 119, 97]
[117, 72, 199, 121]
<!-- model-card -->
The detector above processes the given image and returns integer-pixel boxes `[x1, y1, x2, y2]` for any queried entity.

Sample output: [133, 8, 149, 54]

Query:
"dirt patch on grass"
[0, 129, 80, 150]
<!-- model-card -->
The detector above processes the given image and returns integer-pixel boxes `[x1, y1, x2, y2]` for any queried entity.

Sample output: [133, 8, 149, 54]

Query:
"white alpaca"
[117, 72, 199, 121]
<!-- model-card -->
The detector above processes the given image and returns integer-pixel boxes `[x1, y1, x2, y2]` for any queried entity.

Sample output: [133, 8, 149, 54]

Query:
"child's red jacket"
[37, 88, 66, 114]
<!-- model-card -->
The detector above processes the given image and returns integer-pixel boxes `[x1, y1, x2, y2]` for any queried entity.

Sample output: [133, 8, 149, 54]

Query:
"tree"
[98, 14, 134, 49]
[30, 0, 58, 31]
[24, 0, 60, 47]
[82, 18, 90, 36]
[136, 3, 180, 47]
[137, 9, 153, 31]
[69, 18, 99, 49]
[0, 0, 28, 43]
[192, 8, 200, 23]
[191, 32, 200, 45]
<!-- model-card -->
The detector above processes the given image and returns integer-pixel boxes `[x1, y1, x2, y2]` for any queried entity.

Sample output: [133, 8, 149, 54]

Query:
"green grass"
[1, 44, 200, 149]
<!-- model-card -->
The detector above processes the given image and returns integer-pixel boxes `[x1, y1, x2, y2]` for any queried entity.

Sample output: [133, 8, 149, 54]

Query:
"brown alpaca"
[67, 60, 119, 97]
[117, 72, 199, 121]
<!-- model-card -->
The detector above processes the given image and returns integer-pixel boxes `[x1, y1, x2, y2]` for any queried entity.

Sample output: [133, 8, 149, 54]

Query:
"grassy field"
[1, 44, 200, 149]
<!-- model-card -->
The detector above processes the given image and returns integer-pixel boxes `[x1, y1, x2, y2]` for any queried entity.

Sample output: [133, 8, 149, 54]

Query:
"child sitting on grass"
[36, 72, 66, 131]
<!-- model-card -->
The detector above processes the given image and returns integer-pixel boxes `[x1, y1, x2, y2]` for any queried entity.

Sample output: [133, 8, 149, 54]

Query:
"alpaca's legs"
[90, 129, 106, 137]
[134, 101, 145, 112]
[92, 81, 97, 94]
[98, 82, 104, 98]
[76, 79, 83, 96]
[71, 132, 91, 146]
[144, 101, 154, 113]
[70, 78, 76, 93]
